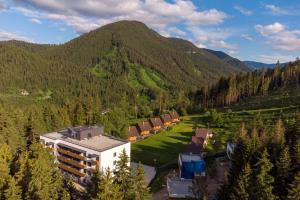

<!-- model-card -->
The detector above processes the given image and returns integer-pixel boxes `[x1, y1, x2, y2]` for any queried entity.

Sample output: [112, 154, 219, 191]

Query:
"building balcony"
[57, 156, 85, 169]
[58, 163, 85, 177]
[57, 148, 86, 160]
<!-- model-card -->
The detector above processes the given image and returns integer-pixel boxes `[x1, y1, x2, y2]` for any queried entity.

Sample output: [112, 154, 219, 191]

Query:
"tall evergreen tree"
[252, 149, 277, 200]
[131, 163, 150, 200]
[287, 172, 300, 200]
[230, 163, 252, 200]
[93, 169, 122, 200]
[0, 143, 13, 199]
[275, 145, 291, 198]
[114, 149, 131, 200]
[4, 177, 22, 200]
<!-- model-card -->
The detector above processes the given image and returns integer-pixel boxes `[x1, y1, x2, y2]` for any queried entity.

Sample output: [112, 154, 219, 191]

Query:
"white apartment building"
[40, 125, 131, 184]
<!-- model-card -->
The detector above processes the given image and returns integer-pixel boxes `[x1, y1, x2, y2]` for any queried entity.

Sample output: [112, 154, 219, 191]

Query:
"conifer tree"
[114, 149, 131, 200]
[4, 177, 22, 200]
[0, 143, 13, 199]
[252, 149, 277, 200]
[287, 172, 300, 200]
[191, 175, 207, 200]
[230, 163, 252, 200]
[94, 169, 122, 200]
[26, 143, 64, 200]
[131, 163, 150, 200]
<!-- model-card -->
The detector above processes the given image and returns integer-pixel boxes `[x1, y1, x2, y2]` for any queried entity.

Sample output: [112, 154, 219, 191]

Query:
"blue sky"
[0, 0, 299, 63]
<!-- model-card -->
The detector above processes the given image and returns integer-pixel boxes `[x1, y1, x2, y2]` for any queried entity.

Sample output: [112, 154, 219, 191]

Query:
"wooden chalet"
[160, 114, 172, 128]
[137, 121, 152, 136]
[169, 111, 180, 124]
[194, 128, 213, 148]
[149, 117, 164, 133]
[127, 126, 140, 142]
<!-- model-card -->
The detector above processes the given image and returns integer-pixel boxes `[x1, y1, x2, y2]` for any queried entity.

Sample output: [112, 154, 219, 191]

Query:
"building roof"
[169, 111, 180, 119]
[195, 128, 213, 139]
[149, 117, 163, 127]
[128, 126, 139, 137]
[185, 143, 203, 154]
[192, 136, 205, 145]
[179, 153, 202, 162]
[160, 114, 172, 123]
[137, 121, 152, 132]
[41, 129, 127, 153]
[167, 178, 194, 198]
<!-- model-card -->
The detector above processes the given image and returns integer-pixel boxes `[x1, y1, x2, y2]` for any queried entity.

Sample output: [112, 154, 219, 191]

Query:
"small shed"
[137, 121, 152, 136]
[160, 114, 172, 127]
[169, 110, 180, 124]
[178, 153, 206, 179]
[128, 126, 140, 141]
[149, 117, 164, 133]
[167, 178, 194, 199]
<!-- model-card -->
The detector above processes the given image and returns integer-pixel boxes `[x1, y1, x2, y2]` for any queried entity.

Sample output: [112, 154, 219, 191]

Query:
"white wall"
[99, 142, 131, 171]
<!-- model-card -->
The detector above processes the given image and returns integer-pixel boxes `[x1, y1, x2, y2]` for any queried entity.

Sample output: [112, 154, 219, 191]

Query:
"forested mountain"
[193, 59, 300, 108]
[204, 49, 250, 72]
[244, 61, 288, 70]
[0, 20, 251, 138]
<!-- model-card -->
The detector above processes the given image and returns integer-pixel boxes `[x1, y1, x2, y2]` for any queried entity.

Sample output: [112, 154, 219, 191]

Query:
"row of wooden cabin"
[128, 111, 180, 141]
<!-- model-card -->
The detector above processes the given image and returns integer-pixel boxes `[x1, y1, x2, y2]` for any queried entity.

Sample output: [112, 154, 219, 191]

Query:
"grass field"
[131, 115, 206, 167]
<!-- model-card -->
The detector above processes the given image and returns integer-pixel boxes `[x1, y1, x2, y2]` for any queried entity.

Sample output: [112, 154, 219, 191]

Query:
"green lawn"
[131, 115, 206, 167]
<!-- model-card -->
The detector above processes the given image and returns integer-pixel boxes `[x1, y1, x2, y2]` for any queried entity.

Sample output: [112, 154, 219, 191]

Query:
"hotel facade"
[40, 125, 131, 184]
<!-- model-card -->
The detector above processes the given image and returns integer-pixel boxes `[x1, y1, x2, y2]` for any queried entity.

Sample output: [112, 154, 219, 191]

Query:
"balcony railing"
[57, 156, 85, 169]
[58, 163, 85, 177]
[57, 148, 86, 160]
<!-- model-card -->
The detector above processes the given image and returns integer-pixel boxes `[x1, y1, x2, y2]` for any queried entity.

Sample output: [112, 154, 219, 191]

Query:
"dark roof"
[169, 111, 179, 119]
[128, 126, 139, 137]
[185, 143, 203, 154]
[192, 136, 205, 145]
[149, 117, 164, 127]
[195, 128, 213, 139]
[137, 121, 152, 132]
[160, 114, 172, 123]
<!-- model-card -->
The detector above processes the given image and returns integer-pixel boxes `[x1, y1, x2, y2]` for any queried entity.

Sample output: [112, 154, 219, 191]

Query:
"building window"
[96, 156, 99, 161]
[88, 162, 91, 167]
[113, 152, 117, 157]
[84, 169, 87, 173]
[113, 160, 116, 165]
[87, 171, 91, 176]
[83, 161, 87, 165]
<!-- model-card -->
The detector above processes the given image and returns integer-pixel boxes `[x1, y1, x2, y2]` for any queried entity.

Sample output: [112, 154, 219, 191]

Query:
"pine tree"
[0, 143, 13, 199]
[131, 163, 150, 200]
[4, 177, 22, 200]
[26, 143, 64, 200]
[287, 172, 300, 200]
[252, 149, 277, 200]
[230, 163, 251, 200]
[274, 119, 285, 147]
[191, 175, 207, 200]
[86, 169, 102, 199]
[114, 149, 131, 200]
[94, 169, 122, 200]
[275, 145, 291, 198]
[292, 139, 300, 170]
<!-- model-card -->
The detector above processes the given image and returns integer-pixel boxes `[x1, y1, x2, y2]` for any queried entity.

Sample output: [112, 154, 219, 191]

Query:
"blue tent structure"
[181, 160, 206, 179]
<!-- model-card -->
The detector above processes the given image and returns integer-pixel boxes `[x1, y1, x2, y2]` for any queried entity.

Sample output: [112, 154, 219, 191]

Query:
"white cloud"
[258, 55, 296, 64]
[29, 18, 42, 24]
[0, 0, 6, 11]
[255, 22, 285, 36]
[264, 4, 288, 15]
[0, 31, 33, 42]
[12, 0, 227, 33]
[241, 34, 253, 41]
[234, 5, 253, 16]
[211, 40, 238, 50]
[256, 22, 300, 51]
[188, 26, 237, 50]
